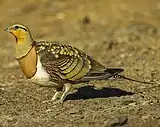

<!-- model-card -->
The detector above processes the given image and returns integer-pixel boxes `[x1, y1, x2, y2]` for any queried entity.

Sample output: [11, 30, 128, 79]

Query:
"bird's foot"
[42, 97, 58, 103]
[42, 99, 55, 104]
[42, 99, 64, 106]
[52, 99, 63, 105]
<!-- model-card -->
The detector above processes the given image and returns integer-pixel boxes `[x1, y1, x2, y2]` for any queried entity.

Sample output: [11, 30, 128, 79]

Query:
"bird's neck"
[16, 41, 38, 78]
[15, 36, 34, 59]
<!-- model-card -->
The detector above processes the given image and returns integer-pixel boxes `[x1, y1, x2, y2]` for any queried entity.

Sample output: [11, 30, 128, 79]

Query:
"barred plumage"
[36, 41, 91, 82]
[6, 24, 124, 104]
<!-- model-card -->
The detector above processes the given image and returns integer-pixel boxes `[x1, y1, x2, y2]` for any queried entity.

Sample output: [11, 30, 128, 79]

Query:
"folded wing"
[36, 41, 123, 83]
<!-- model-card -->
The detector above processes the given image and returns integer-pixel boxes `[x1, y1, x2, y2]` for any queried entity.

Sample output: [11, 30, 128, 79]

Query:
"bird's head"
[5, 24, 33, 44]
[5, 24, 34, 59]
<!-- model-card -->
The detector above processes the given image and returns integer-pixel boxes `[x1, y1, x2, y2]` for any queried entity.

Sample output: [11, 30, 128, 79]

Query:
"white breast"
[30, 56, 50, 86]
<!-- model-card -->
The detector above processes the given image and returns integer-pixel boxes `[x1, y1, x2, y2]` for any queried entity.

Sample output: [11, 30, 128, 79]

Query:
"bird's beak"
[5, 26, 11, 32]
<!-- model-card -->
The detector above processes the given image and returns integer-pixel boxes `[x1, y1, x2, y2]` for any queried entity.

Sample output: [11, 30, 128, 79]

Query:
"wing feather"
[66, 55, 83, 80]
[35, 41, 92, 83]
[35, 41, 122, 83]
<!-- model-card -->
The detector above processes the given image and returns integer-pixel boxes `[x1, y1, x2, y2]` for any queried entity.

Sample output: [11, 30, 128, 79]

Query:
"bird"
[5, 24, 124, 104]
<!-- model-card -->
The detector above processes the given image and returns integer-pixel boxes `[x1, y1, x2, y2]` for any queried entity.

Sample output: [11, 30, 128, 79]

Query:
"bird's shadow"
[66, 86, 134, 100]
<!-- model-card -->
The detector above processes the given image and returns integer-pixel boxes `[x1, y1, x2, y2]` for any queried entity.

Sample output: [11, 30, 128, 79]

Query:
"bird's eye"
[14, 26, 19, 30]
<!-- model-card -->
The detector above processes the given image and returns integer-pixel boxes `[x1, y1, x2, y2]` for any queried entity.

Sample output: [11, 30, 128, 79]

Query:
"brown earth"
[1, 0, 160, 127]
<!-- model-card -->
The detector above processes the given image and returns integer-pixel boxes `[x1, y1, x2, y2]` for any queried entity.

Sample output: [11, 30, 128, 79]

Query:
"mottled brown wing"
[36, 41, 99, 83]
[35, 41, 123, 83]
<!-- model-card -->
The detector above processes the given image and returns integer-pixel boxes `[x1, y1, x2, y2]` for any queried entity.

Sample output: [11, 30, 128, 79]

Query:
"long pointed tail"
[81, 68, 124, 81]
[115, 75, 160, 94]
[113, 75, 155, 85]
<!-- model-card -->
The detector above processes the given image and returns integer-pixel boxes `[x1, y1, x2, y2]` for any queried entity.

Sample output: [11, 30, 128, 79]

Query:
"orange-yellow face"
[5, 24, 30, 43]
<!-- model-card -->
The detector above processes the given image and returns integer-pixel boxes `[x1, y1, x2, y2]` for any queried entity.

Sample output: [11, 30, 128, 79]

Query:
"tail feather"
[105, 68, 124, 75]
[80, 68, 124, 81]
[114, 75, 155, 84]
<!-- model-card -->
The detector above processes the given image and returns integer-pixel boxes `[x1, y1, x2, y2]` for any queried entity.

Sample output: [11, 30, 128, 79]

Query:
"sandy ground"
[1, 0, 160, 126]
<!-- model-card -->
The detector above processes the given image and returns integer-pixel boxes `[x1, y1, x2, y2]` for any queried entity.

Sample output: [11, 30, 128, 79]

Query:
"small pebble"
[105, 116, 128, 127]
[82, 16, 91, 25]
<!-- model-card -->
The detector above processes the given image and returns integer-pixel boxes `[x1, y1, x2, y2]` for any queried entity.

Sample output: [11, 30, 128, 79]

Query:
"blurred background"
[1, 0, 160, 70]
[1, 0, 160, 126]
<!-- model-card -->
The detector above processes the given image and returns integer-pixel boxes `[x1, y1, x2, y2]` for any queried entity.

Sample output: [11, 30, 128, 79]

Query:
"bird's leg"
[43, 84, 72, 105]
[53, 83, 72, 104]
[51, 91, 61, 101]
[42, 86, 63, 103]
[60, 83, 72, 102]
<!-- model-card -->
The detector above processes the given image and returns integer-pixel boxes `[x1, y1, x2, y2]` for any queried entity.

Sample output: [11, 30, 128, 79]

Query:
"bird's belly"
[30, 76, 49, 86]
[30, 61, 50, 86]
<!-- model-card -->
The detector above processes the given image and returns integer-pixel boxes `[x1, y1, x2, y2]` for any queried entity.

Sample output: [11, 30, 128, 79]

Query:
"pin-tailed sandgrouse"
[5, 24, 123, 103]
